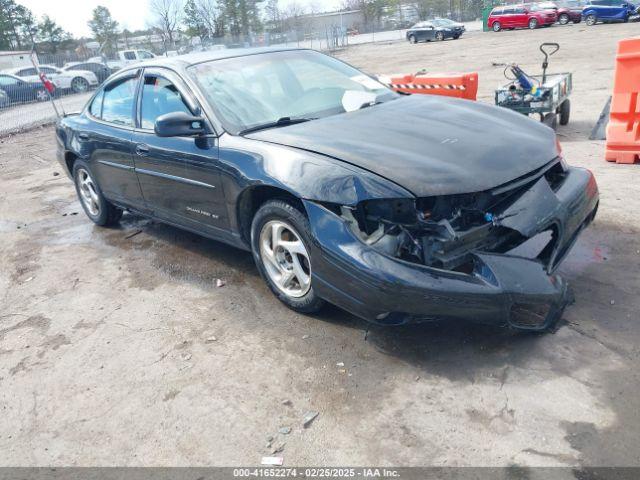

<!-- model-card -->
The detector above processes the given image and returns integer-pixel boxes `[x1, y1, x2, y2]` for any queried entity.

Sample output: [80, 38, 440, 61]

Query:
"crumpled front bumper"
[304, 166, 599, 330]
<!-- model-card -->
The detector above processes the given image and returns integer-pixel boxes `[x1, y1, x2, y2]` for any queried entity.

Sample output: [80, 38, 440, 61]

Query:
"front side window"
[140, 76, 192, 130]
[89, 89, 105, 118]
[188, 50, 396, 134]
[138, 51, 154, 59]
[101, 77, 137, 126]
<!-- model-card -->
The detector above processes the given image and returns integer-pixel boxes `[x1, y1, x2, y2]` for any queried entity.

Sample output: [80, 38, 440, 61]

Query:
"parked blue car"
[583, 0, 638, 25]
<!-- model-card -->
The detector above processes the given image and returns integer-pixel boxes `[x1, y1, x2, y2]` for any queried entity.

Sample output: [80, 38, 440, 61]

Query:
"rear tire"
[72, 160, 123, 226]
[408, 34, 417, 44]
[529, 18, 539, 29]
[492, 21, 502, 31]
[251, 199, 325, 315]
[71, 77, 90, 94]
[558, 13, 570, 24]
[585, 14, 597, 25]
[435, 31, 445, 41]
[559, 99, 571, 125]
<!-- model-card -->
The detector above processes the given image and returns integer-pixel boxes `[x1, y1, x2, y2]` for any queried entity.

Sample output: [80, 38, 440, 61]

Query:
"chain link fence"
[0, 16, 482, 137]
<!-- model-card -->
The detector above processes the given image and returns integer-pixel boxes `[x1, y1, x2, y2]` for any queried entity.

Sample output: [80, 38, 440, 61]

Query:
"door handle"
[135, 144, 150, 156]
[77, 133, 90, 141]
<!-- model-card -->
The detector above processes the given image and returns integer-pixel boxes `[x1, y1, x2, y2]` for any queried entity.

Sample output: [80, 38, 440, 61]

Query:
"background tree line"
[0, 0, 487, 56]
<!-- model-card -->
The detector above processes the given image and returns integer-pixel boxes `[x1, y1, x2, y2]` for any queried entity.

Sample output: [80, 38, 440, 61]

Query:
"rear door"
[513, 6, 528, 26]
[131, 68, 229, 233]
[502, 7, 516, 26]
[81, 73, 146, 208]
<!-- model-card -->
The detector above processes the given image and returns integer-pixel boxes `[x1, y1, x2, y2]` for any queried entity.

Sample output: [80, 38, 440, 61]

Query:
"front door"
[132, 69, 229, 235]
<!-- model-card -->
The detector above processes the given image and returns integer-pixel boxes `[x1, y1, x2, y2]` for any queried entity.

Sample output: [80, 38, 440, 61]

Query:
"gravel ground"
[0, 23, 639, 468]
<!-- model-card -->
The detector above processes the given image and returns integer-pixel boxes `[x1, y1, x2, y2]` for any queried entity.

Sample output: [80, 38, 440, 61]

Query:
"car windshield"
[188, 49, 397, 134]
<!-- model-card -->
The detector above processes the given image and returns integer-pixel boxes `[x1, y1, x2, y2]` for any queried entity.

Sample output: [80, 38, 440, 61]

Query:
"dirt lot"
[1, 24, 639, 468]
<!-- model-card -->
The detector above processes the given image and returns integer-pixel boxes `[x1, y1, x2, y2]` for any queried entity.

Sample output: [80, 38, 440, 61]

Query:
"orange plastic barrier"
[378, 71, 478, 101]
[605, 37, 640, 164]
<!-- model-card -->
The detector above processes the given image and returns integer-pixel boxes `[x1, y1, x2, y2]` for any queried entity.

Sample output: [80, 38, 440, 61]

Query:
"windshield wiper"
[358, 100, 383, 110]
[239, 117, 315, 135]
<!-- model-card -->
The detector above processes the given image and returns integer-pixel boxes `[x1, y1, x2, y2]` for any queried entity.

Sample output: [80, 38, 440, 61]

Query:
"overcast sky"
[18, 0, 342, 38]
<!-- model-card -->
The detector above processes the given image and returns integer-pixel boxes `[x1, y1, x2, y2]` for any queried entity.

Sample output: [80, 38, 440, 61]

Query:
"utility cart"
[495, 43, 572, 130]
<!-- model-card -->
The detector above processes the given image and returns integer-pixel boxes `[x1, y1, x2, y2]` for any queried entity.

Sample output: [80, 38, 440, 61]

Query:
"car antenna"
[30, 44, 66, 118]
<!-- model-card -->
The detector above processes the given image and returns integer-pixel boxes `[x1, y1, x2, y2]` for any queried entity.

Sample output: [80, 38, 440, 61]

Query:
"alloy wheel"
[586, 14, 597, 25]
[77, 168, 100, 217]
[529, 18, 538, 29]
[259, 220, 311, 298]
[559, 14, 569, 24]
[493, 22, 501, 31]
[72, 77, 89, 93]
[409, 35, 417, 43]
[435, 31, 444, 41]
[36, 89, 48, 102]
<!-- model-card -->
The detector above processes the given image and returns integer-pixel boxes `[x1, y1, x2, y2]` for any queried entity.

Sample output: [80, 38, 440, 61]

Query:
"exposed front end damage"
[305, 162, 599, 331]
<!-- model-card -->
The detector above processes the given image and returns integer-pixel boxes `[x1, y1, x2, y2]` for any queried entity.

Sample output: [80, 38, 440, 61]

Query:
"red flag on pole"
[30, 45, 60, 118]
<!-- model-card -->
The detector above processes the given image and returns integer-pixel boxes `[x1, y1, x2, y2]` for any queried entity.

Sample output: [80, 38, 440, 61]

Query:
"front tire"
[36, 89, 48, 102]
[529, 18, 539, 29]
[492, 21, 502, 31]
[585, 14, 597, 25]
[559, 99, 571, 125]
[73, 161, 122, 226]
[408, 34, 417, 44]
[251, 200, 325, 314]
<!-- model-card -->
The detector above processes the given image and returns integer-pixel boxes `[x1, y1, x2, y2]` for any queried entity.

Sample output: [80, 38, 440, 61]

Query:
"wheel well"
[65, 151, 78, 176]
[237, 185, 304, 244]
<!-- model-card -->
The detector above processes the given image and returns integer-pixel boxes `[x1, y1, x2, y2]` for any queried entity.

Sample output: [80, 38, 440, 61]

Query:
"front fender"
[219, 134, 414, 206]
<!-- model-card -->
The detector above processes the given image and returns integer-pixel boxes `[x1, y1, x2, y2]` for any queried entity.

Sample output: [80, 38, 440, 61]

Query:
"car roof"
[118, 46, 306, 74]
[0, 72, 21, 79]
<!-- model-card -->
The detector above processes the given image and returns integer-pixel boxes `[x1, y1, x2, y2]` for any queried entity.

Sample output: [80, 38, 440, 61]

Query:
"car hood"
[247, 95, 558, 197]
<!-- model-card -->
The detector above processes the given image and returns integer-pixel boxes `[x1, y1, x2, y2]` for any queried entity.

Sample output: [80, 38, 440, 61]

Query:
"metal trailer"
[495, 43, 572, 130]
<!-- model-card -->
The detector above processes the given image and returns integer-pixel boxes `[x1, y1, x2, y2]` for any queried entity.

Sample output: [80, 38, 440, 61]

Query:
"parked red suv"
[488, 4, 558, 31]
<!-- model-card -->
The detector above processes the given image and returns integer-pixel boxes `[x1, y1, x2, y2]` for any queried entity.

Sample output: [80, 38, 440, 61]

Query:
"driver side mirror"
[155, 111, 206, 137]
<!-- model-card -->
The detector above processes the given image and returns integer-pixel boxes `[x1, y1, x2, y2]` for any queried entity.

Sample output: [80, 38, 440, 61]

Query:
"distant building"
[304, 9, 365, 32]
[0, 51, 31, 70]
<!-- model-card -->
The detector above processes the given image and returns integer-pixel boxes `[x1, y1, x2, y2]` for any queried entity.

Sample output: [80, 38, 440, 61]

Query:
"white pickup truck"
[90, 50, 157, 72]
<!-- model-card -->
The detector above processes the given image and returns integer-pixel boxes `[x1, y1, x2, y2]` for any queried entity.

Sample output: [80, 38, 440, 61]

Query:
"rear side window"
[89, 90, 104, 118]
[18, 68, 37, 76]
[491, 7, 503, 14]
[140, 76, 192, 130]
[101, 77, 137, 126]
[124, 51, 136, 60]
